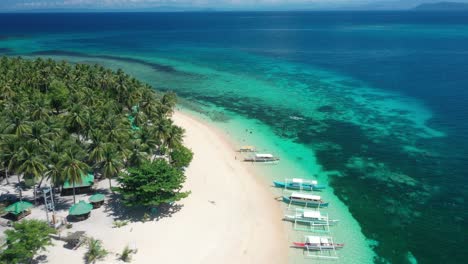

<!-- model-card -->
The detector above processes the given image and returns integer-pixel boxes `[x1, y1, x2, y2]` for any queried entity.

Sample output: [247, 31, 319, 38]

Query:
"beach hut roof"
[89, 193, 105, 203]
[303, 210, 322, 218]
[69, 200, 93, 216]
[291, 193, 321, 200]
[5, 201, 33, 215]
[63, 173, 94, 189]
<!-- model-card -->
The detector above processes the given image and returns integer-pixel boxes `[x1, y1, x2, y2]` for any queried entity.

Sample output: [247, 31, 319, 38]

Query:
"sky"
[1, 0, 467, 11]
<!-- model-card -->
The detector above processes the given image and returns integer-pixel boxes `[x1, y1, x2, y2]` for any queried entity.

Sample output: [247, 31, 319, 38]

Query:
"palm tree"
[99, 143, 123, 191]
[166, 125, 184, 151]
[84, 238, 108, 264]
[0, 135, 16, 184]
[65, 105, 89, 136]
[88, 139, 106, 166]
[26, 121, 53, 149]
[41, 151, 62, 188]
[127, 141, 148, 167]
[58, 150, 89, 204]
[7, 143, 46, 185]
[158, 91, 177, 117]
[3, 110, 31, 137]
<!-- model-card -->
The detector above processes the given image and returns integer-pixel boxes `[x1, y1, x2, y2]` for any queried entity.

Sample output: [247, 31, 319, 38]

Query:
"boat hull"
[284, 215, 339, 226]
[292, 242, 344, 251]
[273, 181, 325, 191]
[282, 196, 329, 208]
[244, 158, 280, 163]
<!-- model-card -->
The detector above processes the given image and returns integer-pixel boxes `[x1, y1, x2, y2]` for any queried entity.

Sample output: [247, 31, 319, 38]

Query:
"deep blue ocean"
[1, 12, 467, 263]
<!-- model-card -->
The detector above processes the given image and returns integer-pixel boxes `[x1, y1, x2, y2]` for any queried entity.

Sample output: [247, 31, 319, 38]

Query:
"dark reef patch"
[316, 105, 335, 113]
[30, 50, 180, 74]
[0, 48, 13, 54]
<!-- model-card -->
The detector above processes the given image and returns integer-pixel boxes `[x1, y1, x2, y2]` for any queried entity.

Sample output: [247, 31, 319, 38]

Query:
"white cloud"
[4, 0, 468, 10]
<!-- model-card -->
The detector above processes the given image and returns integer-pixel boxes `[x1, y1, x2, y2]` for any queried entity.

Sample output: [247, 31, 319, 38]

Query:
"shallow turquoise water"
[2, 12, 467, 264]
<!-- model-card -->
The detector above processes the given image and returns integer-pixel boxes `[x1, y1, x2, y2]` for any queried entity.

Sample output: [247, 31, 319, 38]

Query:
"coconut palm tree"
[127, 141, 148, 167]
[0, 135, 16, 184]
[158, 92, 177, 117]
[58, 149, 89, 204]
[16, 147, 47, 184]
[99, 143, 123, 191]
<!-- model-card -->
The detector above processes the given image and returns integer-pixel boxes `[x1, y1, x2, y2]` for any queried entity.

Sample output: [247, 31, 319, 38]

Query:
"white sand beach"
[36, 111, 288, 263]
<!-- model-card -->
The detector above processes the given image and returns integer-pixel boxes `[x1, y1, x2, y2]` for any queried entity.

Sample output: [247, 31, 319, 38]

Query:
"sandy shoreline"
[40, 111, 288, 263]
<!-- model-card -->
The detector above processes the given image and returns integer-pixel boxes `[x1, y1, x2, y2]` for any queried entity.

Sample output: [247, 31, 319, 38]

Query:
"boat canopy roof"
[291, 178, 318, 185]
[291, 192, 321, 200]
[307, 236, 330, 244]
[303, 210, 322, 218]
[307, 236, 321, 244]
[255, 153, 273, 158]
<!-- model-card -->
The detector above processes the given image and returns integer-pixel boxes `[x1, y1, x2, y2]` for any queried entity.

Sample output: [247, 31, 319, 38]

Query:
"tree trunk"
[72, 182, 76, 204]
[17, 173, 21, 184]
[5, 168, 9, 184]
[38, 175, 45, 188]
[108, 177, 113, 193]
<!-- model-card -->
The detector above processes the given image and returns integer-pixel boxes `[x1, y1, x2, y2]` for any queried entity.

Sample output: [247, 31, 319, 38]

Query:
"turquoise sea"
[1, 12, 467, 264]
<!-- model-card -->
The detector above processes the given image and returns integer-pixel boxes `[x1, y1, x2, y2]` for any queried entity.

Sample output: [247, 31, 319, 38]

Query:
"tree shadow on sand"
[103, 193, 183, 223]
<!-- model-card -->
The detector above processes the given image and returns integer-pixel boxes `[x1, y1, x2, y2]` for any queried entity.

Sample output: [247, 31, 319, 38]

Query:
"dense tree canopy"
[0, 219, 56, 264]
[170, 145, 194, 170]
[0, 57, 187, 202]
[114, 160, 190, 207]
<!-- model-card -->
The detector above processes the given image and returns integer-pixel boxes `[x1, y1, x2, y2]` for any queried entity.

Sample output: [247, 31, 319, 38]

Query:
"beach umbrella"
[5, 201, 33, 215]
[89, 193, 105, 203]
[69, 200, 93, 216]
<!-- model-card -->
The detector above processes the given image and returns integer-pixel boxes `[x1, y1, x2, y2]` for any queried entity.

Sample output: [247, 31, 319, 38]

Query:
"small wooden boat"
[292, 236, 344, 251]
[238, 145, 256, 152]
[284, 209, 338, 226]
[244, 153, 279, 163]
[282, 193, 329, 208]
[273, 178, 325, 191]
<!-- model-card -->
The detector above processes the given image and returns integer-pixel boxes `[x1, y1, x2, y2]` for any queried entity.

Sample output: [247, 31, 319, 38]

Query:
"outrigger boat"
[244, 153, 280, 163]
[284, 209, 339, 226]
[283, 192, 329, 208]
[273, 178, 325, 191]
[238, 145, 256, 152]
[293, 236, 344, 251]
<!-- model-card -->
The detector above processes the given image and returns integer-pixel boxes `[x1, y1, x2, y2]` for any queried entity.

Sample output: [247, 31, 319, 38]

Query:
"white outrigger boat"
[284, 208, 338, 233]
[273, 178, 326, 191]
[292, 235, 343, 260]
[244, 153, 279, 163]
[282, 192, 329, 208]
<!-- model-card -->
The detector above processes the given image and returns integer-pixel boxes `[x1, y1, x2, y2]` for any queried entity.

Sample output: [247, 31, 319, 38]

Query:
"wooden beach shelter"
[5, 201, 33, 220]
[62, 173, 94, 195]
[88, 193, 105, 208]
[69, 200, 93, 221]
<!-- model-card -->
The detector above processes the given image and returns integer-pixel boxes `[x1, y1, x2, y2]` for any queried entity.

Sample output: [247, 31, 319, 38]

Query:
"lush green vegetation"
[84, 238, 108, 264]
[119, 245, 136, 263]
[115, 160, 190, 207]
[0, 220, 56, 263]
[0, 57, 191, 203]
[170, 145, 194, 170]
